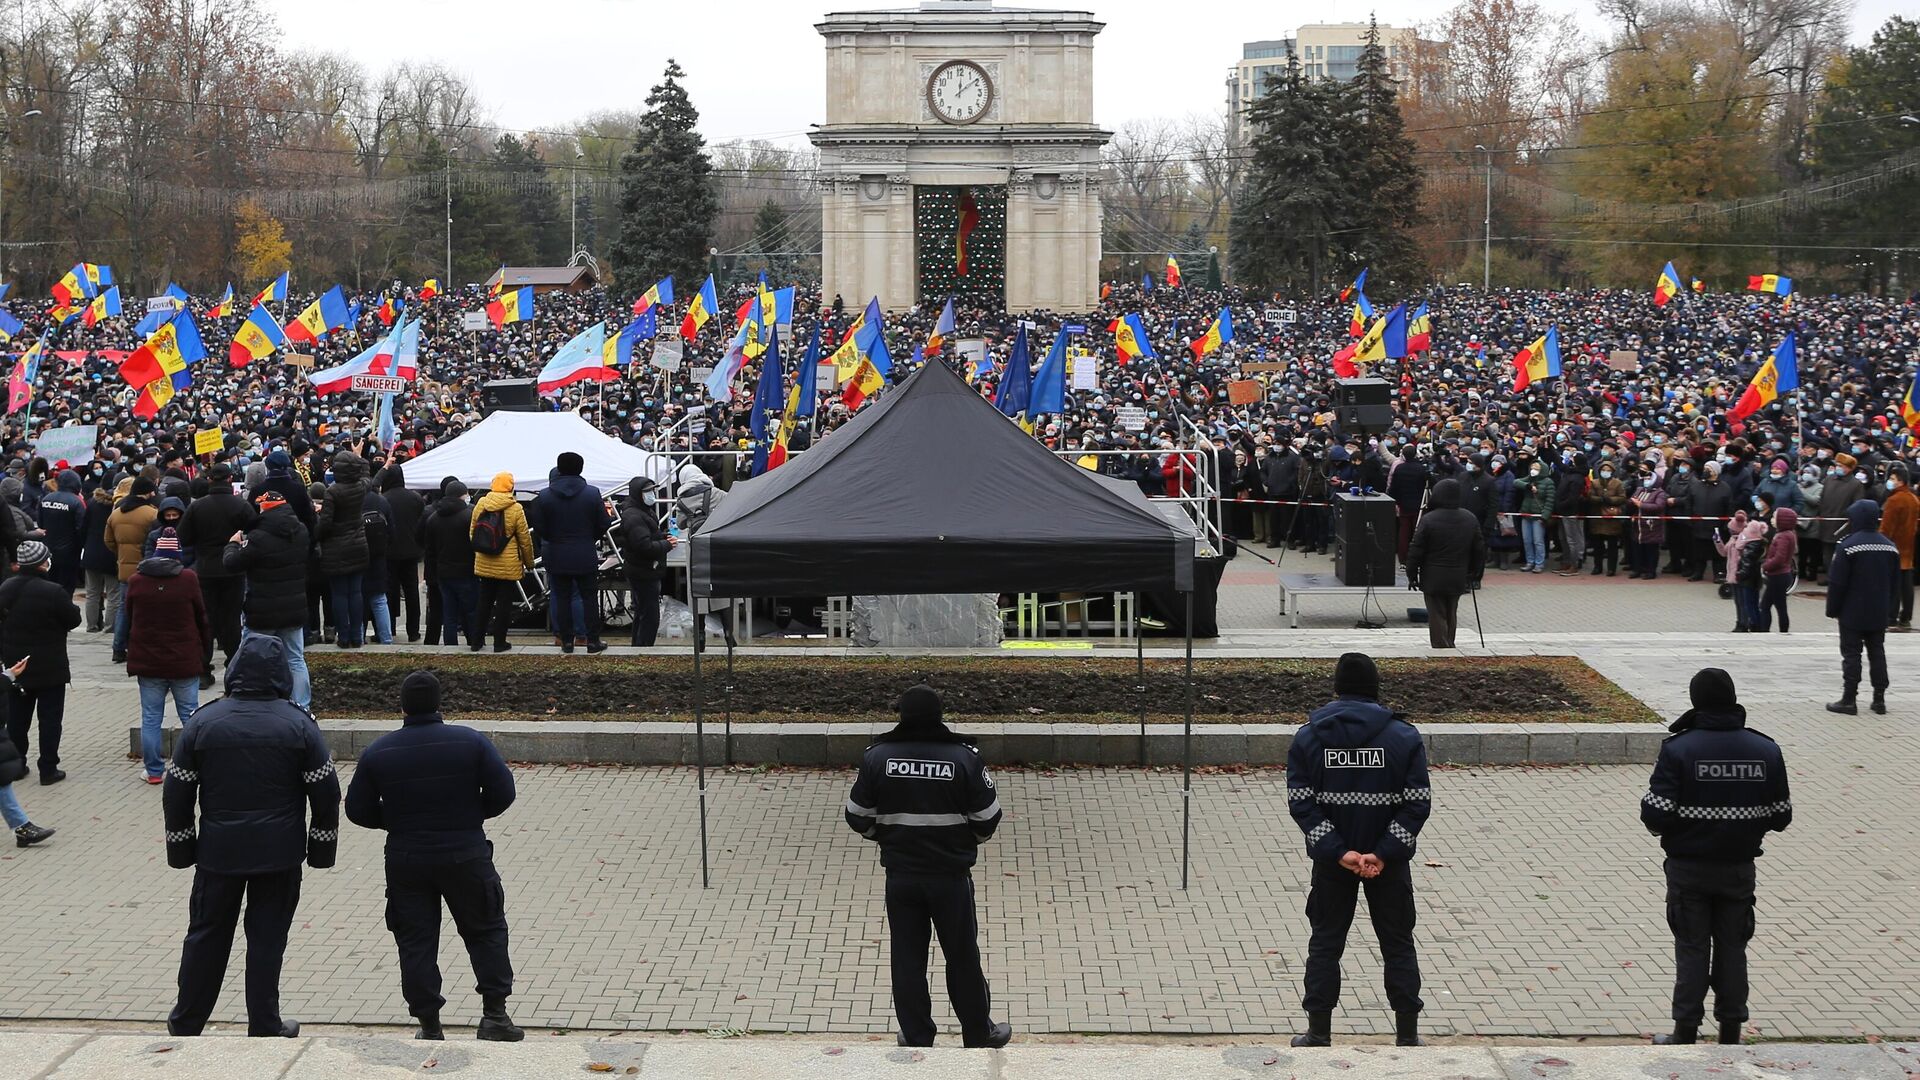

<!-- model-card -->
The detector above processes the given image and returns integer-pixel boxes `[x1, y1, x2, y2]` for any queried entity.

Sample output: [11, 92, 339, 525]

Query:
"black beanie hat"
[1333, 652, 1379, 700]
[897, 684, 943, 727]
[1689, 668, 1737, 709]
[130, 477, 157, 497]
[558, 451, 585, 477]
[400, 671, 443, 716]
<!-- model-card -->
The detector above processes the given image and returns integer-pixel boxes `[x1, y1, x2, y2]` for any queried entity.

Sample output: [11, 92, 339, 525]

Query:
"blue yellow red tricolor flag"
[1165, 256, 1182, 288]
[1747, 274, 1792, 296]
[1407, 302, 1432, 353]
[1653, 262, 1682, 307]
[633, 276, 674, 316]
[419, 278, 439, 300]
[1348, 292, 1374, 337]
[1189, 307, 1233, 360]
[1729, 333, 1798, 423]
[286, 285, 349, 345]
[1339, 268, 1368, 304]
[924, 296, 956, 357]
[229, 304, 287, 368]
[1904, 369, 1920, 431]
[956, 188, 979, 276]
[1511, 327, 1562, 391]
[680, 274, 719, 341]
[210, 284, 234, 319]
[485, 286, 533, 330]
[251, 271, 289, 307]
[81, 286, 122, 328]
[1110, 313, 1156, 365]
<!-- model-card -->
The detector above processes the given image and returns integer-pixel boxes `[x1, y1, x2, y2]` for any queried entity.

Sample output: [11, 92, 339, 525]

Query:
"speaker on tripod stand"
[1334, 492, 1398, 587]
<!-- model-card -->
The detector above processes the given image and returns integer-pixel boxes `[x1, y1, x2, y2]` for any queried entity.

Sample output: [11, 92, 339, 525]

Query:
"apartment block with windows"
[1225, 23, 1420, 144]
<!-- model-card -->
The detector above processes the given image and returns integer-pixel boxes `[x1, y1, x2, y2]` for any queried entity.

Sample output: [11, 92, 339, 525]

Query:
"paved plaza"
[2, 570, 1915, 1042]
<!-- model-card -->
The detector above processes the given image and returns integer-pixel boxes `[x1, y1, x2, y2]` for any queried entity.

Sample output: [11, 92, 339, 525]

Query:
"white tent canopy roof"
[397, 410, 669, 494]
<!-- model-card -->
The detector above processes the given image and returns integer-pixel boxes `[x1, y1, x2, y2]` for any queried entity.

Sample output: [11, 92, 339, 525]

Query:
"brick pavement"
[2, 580, 1915, 1040]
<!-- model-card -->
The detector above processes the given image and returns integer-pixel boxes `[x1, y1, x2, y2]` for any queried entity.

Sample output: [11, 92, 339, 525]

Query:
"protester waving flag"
[680, 274, 719, 341]
[1111, 313, 1156, 365]
[1511, 327, 1563, 392]
[1729, 333, 1798, 423]
[633, 276, 674, 316]
[1339, 267, 1367, 304]
[1654, 261, 1683, 307]
[251, 271, 289, 307]
[228, 304, 287, 367]
[286, 285, 350, 345]
[81, 286, 122, 328]
[1189, 307, 1234, 360]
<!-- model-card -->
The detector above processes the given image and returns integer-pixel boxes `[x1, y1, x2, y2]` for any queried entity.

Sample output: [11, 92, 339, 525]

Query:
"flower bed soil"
[307, 654, 1654, 725]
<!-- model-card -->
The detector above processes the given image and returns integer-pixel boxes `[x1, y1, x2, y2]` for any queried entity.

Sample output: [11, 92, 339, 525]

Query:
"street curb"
[135, 719, 1666, 766]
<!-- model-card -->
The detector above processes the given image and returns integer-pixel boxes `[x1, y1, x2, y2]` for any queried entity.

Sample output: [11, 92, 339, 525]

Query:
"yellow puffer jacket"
[470, 491, 534, 581]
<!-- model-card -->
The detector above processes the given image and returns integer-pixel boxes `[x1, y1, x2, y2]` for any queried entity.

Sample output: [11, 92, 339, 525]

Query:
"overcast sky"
[270, 0, 1905, 148]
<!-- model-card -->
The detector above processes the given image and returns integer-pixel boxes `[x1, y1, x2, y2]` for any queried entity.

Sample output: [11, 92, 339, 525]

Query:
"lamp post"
[0, 108, 44, 283]
[569, 148, 584, 259]
[1473, 144, 1491, 291]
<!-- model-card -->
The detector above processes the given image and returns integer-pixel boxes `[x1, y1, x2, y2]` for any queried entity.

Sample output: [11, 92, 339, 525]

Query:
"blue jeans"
[440, 578, 479, 646]
[241, 625, 310, 708]
[113, 581, 130, 653]
[367, 591, 393, 644]
[1733, 583, 1759, 629]
[329, 573, 366, 646]
[1520, 518, 1547, 568]
[138, 677, 199, 778]
[0, 783, 26, 829]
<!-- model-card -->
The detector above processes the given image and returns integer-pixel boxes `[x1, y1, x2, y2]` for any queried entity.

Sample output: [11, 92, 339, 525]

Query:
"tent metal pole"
[1181, 590, 1194, 891]
[1135, 597, 1147, 767]
[724, 631, 736, 767]
[692, 598, 711, 889]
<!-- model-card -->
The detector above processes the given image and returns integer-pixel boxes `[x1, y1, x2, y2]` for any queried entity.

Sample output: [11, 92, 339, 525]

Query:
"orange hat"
[491, 472, 515, 493]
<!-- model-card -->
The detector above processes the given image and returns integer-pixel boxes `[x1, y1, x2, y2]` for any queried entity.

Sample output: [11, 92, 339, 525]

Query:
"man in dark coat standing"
[1285, 653, 1432, 1048]
[1640, 668, 1791, 1046]
[226, 493, 312, 709]
[421, 479, 479, 647]
[614, 477, 673, 647]
[1825, 498, 1899, 714]
[529, 452, 610, 652]
[178, 463, 257, 678]
[0, 541, 81, 783]
[162, 633, 339, 1038]
[36, 469, 86, 593]
[1405, 479, 1487, 648]
[314, 450, 371, 648]
[345, 671, 523, 1042]
[380, 465, 427, 642]
[1260, 441, 1302, 549]
[844, 686, 1011, 1049]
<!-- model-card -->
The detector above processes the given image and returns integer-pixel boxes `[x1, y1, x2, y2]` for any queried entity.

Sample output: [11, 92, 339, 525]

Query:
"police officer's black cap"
[400, 670, 443, 716]
[1688, 668, 1737, 709]
[897, 684, 943, 727]
[1333, 653, 1379, 700]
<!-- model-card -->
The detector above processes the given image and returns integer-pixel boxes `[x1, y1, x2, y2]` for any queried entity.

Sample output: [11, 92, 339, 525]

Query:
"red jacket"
[126, 559, 210, 679]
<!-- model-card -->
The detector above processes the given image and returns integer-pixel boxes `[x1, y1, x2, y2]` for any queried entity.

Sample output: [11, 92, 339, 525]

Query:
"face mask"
[1678, 466, 1690, 475]
[1600, 470, 1613, 479]
[1817, 450, 1831, 459]
[1465, 463, 1478, 473]
[1831, 467, 1844, 476]
[641, 491, 658, 506]
[1752, 497, 1764, 509]
[1642, 477, 1656, 488]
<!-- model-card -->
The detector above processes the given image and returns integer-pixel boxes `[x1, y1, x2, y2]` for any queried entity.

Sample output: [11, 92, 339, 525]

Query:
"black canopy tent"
[686, 359, 1204, 887]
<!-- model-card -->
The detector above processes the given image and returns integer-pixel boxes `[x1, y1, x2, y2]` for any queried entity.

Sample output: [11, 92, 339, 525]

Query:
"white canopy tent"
[397, 410, 669, 494]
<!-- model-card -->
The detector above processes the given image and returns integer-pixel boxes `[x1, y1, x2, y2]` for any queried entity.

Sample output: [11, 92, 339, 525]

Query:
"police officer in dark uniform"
[162, 634, 339, 1037]
[844, 685, 1012, 1049]
[1640, 668, 1792, 1046]
[1285, 653, 1432, 1048]
[344, 671, 523, 1042]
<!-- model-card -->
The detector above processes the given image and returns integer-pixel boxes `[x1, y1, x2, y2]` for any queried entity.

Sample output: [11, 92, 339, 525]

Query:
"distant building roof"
[485, 266, 597, 290]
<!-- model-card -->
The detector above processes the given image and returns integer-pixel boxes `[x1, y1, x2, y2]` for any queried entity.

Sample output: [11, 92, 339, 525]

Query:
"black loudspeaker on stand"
[481, 378, 540, 415]
[1334, 492, 1397, 588]
[1334, 377, 1394, 441]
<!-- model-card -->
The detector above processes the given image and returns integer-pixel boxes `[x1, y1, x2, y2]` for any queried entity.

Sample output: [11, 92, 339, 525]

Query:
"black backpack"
[472, 507, 510, 556]
[361, 506, 390, 559]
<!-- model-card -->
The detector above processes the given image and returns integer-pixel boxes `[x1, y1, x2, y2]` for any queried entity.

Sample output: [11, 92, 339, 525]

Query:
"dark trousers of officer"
[1422, 590, 1461, 648]
[1839, 626, 1889, 692]
[886, 871, 992, 1045]
[1664, 857, 1756, 1026]
[198, 575, 246, 667]
[388, 559, 421, 641]
[385, 854, 514, 1018]
[626, 571, 662, 647]
[1302, 858, 1422, 1015]
[169, 866, 302, 1035]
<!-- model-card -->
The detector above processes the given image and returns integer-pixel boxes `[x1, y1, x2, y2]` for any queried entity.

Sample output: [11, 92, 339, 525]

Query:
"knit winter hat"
[131, 477, 157, 497]
[400, 671, 442, 716]
[153, 528, 182, 556]
[557, 451, 585, 477]
[12, 540, 49, 568]
[896, 684, 943, 727]
[491, 472, 515, 493]
[1689, 668, 1738, 709]
[1333, 652, 1380, 700]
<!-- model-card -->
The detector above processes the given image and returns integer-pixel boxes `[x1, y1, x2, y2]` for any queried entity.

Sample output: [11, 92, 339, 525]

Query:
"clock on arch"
[926, 60, 994, 125]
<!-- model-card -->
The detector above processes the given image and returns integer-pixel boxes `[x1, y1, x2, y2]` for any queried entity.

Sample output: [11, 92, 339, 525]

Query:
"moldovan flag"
[286, 285, 350, 345]
[1653, 262, 1682, 307]
[132, 377, 176, 420]
[1110, 313, 1156, 365]
[956, 188, 979, 275]
[680, 274, 719, 341]
[1747, 274, 1792, 296]
[1729, 333, 1798, 423]
[229, 304, 287, 367]
[0, 309, 20, 342]
[81, 286, 122, 328]
[1348, 292, 1374, 337]
[1406, 302, 1432, 353]
[485, 286, 533, 330]
[767, 381, 804, 471]
[6, 334, 45, 414]
[209, 284, 234, 318]
[119, 309, 209, 391]
[1189, 306, 1234, 360]
[375, 294, 400, 326]
[251, 271, 289, 307]
[1690, 278, 1704, 294]
[840, 356, 884, 410]
[1903, 368, 1920, 430]
[1339, 268, 1367, 304]
[924, 296, 955, 357]
[1510, 327, 1562, 392]
[419, 278, 438, 300]
[633, 276, 673, 315]
[1165, 256, 1182, 288]
[828, 298, 892, 382]
[1354, 303, 1409, 363]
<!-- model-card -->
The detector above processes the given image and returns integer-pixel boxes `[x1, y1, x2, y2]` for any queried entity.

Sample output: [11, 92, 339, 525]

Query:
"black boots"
[1395, 1010, 1425, 1047]
[1826, 694, 1858, 715]
[1871, 690, 1888, 715]
[476, 995, 524, 1042]
[14, 823, 54, 847]
[962, 1021, 1013, 1049]
[1653, 1024, 1698, 1045]
[415, 1012, 444, 1041]
[1291, 1011, 1332, 1047]
[1719, 1021, 1742, 1045]
[248, 1020, 299, 1038]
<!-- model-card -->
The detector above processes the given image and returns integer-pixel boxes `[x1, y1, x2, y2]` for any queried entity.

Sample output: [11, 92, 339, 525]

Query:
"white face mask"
[641, 492, 658, 506]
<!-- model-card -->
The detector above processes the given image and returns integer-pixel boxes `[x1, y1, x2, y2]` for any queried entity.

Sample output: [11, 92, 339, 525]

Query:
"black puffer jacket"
[315, 450, 370, 575]
[345, 712, 516, 863]
[177, 481, 257, 579]
[162, 634, 340, 875]
[0, 567, 82, 688]
[81, 489, 116, 574]
[224, 504, 310, 631]
[615, 478, 671, 580]
[379, 466, 426, 561]
[420, 482, 476, 581]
